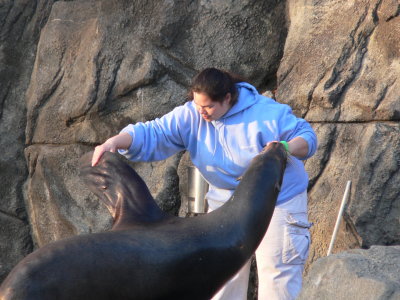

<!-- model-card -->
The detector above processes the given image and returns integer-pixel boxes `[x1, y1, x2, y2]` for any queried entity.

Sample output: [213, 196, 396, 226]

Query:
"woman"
[92, 68, 317, 300]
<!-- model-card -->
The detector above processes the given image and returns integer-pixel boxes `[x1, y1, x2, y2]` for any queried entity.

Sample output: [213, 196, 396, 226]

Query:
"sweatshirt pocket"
[282, 212, 312, 265]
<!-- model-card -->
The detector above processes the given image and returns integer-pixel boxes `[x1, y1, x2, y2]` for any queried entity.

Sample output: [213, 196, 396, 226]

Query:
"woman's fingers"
[92, 144, 116, 166]
[92, 146, 104, 167]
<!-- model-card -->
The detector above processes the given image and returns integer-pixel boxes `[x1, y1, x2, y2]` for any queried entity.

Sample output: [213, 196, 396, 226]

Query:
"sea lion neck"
[207, 142, 287, 253]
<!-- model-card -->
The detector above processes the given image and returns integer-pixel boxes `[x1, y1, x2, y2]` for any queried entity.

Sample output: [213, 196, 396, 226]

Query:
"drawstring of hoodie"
[211, 120, 217, 158]
[222, 119, 235, 162]
[211, 119, 234, 163]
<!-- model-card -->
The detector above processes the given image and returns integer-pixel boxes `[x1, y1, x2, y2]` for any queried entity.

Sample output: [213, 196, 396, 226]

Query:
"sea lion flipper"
[80, 151, 170, 229]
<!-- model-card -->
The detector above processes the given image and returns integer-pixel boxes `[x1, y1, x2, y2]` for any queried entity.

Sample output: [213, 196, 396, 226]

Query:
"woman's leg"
[208, 200, 251, 300]
[256, 191, 311, 300]
[210, 261, 251, 300]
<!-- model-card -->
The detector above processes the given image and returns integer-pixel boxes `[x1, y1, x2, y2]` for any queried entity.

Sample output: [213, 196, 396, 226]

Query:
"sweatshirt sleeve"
[118, 105, 190, 161]
[278, 104, 317, 160]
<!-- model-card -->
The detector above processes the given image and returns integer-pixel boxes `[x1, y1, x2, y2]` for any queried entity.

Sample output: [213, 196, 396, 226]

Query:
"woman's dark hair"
[188, 68, 246, 105]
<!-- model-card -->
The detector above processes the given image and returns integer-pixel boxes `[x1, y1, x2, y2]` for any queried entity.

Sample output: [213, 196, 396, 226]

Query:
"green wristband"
[280, 141, 290, 153]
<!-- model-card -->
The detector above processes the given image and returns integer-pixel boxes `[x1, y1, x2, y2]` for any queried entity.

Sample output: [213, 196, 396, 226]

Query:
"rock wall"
[0, 0, 399, 297]
[0, 0, 57, 282]
[279, 0, 400, 264]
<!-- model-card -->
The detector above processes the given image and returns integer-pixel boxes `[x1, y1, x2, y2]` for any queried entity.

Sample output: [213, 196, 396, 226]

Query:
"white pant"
[210, 191, 311, 300]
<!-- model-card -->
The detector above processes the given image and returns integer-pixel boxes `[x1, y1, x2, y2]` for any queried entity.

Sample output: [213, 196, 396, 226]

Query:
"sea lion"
[0, 142, 287, 300]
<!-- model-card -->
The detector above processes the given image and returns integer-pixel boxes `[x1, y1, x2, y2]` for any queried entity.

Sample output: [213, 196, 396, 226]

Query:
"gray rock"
[278, 0, 400, 267]
[0, 214, 32, 283]
[278, 0, 400, 122]
[304, 122, 400, 262]
[0, 0, 56, 282]
[299, 246, 400, 300]
[26, 0, 287, 146]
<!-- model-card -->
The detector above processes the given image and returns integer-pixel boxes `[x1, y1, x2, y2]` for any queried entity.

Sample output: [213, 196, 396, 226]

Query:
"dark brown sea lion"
[0, 142, 287, 300]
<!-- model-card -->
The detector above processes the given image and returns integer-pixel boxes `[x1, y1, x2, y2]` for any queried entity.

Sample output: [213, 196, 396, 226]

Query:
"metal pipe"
[187, 166, 209, 213]
[327, 180, 352, 256]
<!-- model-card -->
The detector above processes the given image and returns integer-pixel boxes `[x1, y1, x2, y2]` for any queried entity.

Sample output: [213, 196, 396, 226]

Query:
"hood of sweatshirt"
[220, 82, 259, 119]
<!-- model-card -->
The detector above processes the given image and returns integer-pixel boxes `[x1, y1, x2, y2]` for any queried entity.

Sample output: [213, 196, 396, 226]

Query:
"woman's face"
[193, 92, 232, 122]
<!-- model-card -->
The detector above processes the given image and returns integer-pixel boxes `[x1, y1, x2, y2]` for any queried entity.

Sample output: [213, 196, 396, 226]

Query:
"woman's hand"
[266, 137, 309, 159]
[91, 133, 132, 166]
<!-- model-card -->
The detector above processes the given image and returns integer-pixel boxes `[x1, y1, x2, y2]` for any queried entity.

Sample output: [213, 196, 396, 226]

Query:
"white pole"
[327, 180, 352, 256]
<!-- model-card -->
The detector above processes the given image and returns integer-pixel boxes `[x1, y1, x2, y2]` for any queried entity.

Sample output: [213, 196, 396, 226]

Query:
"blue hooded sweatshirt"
[119, 82, 317, 209]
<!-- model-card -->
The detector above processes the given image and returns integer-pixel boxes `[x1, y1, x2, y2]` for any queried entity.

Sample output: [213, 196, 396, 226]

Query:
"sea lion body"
[0, 143, 287, 300]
